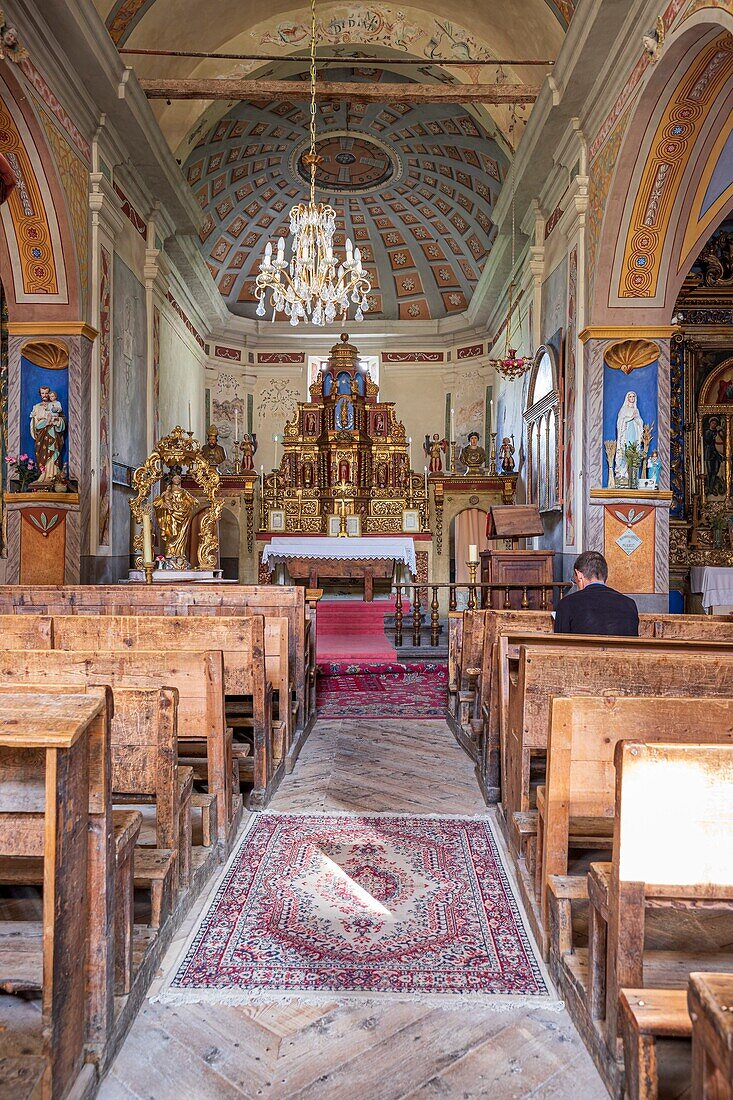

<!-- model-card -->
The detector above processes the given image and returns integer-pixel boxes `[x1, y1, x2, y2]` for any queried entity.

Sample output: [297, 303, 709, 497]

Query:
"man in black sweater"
[554, 550, 639, 636]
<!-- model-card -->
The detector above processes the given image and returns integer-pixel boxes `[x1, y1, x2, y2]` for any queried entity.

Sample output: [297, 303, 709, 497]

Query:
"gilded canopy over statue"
[129, 425, 222, 569]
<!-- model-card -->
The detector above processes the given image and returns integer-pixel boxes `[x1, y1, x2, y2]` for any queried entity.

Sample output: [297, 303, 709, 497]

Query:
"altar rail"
[394, 582, 573, 647]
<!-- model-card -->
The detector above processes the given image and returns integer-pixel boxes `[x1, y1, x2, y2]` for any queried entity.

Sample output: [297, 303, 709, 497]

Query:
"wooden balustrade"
[392, 582, 572, 646]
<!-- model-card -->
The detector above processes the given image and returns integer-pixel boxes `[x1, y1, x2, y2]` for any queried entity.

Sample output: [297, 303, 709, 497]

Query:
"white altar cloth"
[262, 536, 417, 574]
[690, 565, 733, 611]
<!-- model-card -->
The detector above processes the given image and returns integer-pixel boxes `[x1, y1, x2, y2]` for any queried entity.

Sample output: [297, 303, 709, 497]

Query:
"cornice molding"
[579, 325, 680, 343]
[9, 322, 98, 341]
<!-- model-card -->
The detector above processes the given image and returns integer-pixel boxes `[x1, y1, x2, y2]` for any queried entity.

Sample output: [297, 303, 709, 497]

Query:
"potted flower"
[623, 441, 643, 489]
[4, 453, 39, 492]
[710, 508, 731, 549]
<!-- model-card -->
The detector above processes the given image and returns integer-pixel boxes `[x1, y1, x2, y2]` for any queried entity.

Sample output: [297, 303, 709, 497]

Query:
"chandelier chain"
[308, 0, 317, 204]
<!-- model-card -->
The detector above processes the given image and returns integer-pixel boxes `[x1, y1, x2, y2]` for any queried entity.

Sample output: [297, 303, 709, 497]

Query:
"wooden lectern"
[481, 505, 555, 609]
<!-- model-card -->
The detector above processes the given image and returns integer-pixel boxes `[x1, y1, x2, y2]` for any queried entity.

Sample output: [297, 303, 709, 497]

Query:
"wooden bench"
[498, 634, 733, 855]
[522, 695, 733, 957]
[0, 689, 112, 1098]
[619, 988, 691, 1100]
[689, 972, 733, 1100]
[0, 584, 316, 750]
[0, 614, 53, 649]
[554, 741, 733, 1094]
[0, 649, 237, 847]
[51, 615, 278, 809]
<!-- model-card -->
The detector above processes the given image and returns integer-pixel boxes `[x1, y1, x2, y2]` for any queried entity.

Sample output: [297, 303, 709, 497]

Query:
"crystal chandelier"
[255, 0, 371, 327]
[489, 176, 532, 380]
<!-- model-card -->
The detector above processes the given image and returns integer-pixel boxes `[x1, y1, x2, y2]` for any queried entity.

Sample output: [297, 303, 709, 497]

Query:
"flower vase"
[713, 527, 725, 550]
[628, 464, 640, 490]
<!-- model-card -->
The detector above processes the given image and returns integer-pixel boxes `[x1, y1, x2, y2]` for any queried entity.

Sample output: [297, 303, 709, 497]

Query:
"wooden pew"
[0, 584, 315, 757]
[689, 972, 733, 1100]
[525, 695, 733, 956]
[0, 614, 53, 649]
[51, 615, 278, 808]
[0, 649, 237, 847]
[498, 634, 733, 855]
[0, 689, 112, 1099]
[553, 741, 733, 1095]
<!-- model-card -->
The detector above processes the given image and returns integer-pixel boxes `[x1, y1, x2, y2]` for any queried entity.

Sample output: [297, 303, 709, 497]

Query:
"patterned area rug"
[157, 812, 557, 1008]
[316, 661, 447, 719]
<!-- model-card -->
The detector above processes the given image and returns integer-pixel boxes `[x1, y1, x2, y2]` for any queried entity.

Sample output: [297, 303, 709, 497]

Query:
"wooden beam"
[140, 78, 539, 104]
[122, 48, 555, 67]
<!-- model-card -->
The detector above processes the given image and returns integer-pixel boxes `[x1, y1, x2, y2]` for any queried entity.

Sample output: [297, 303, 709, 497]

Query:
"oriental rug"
[316, 661, 447, 719]
[157, 812, 557, 1008]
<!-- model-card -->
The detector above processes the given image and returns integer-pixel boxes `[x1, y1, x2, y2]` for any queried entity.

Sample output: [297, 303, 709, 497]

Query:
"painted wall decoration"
[669, 335, 685, 518]
[112, 254, 147, 469]
[0, 74, 65, 302]
[602, 354, 658, 487]
[152, 305, 160, 443]
[257, 378, 300, 420]
[98, 246, 111, 546]
[564, 247, 578, 547]
[604, 503, 656, 593]
[38, 109, 88, 315]
[20, 348, 69, 484]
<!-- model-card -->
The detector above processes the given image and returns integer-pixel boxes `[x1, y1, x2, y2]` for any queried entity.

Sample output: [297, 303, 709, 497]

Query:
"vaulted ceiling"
[96, 0, 576, 323]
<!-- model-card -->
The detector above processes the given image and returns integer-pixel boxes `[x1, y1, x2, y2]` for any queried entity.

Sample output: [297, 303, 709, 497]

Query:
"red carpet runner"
[317, 660, 447, 719]
[316, 598, 397, 661]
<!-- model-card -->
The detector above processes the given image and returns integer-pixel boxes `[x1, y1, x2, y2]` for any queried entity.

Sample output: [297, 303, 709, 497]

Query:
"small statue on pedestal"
[423, 432, 448, 473]
[201, 424, 226, 468]
[648, 449, 661, 488]
[460, 432, 486, 475]
[499, 436, 516, 474]
[30, 385, 67, 488]
[238, 433, 258, 472]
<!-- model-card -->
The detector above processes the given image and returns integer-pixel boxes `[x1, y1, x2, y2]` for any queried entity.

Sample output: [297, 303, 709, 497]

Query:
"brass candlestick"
[143, 561, 155, 585]
[490, 432, 497, 472]
[450, 441, 457, 473]
[339, 498, 348, 536]
[466, 559, 479, 610]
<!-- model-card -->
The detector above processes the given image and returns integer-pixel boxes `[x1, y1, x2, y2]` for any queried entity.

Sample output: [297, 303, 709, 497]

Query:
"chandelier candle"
[254, 0, 371, 327]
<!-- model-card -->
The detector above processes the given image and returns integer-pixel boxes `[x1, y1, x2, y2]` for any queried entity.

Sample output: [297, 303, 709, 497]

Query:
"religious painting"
[699, 356, 733, 405]
[702, 414, 726, 497]
[602, 350, 658, 488]
[268, 509, 285, 532]
[112, 255, 147, 468]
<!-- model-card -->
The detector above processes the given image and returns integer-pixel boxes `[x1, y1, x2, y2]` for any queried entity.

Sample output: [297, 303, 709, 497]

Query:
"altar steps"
[316, 598, 398, 661]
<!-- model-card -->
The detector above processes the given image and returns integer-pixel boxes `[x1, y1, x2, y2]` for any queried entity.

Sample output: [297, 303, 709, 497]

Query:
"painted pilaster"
[89, 133, 124, 559]
[145, 209, 171, 452]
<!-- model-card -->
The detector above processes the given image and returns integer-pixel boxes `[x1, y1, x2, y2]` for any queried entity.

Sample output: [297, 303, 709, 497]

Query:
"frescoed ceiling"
[183, 70, 508, 320]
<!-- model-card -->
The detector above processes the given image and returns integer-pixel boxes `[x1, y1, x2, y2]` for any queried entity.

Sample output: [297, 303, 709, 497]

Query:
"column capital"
[89, 172, 125, 239]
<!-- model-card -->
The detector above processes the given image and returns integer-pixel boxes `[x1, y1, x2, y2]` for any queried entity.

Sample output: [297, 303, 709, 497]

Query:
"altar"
[262, 536, 416, 601]
[690, 565, 733, 613]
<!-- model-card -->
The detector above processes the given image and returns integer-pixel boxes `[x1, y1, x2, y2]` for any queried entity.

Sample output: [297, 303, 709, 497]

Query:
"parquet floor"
[100, 719, 608, 1099]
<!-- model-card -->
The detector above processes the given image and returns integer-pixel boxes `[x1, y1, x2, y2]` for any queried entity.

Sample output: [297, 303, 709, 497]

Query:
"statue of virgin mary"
[614, 390, 644, 481]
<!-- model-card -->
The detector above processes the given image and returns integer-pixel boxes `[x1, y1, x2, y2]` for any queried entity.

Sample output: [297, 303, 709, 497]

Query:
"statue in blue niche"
[335, 395, 354, 431]
[647, 449, 661, 488]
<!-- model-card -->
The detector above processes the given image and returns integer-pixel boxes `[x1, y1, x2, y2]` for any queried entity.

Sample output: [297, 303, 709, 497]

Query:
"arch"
[593, 15, 733, 324]
[0, 64, 80, 322]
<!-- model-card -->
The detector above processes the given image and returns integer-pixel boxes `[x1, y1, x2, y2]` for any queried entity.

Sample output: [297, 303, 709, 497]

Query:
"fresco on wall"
[112, 255, 147, 468]
[540, 257, 568, 350]
[602, 356, 658, 488]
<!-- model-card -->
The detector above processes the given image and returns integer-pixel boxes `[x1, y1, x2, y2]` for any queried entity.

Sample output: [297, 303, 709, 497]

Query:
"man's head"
[207, 425, 218, 442]
[468, 432, 479, 445]
[39, 386, 50, 402]
[573, 550, 608, 589]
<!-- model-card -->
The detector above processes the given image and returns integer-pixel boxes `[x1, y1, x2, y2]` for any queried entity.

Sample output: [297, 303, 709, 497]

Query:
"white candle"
[450, 407, 455, 441]
[234, 408, 239, 442]
[142, 513, 154, 563]
[260, 463, 264, 481]
[424, 464, 428, 496]
[490, 399, 494, 433]
[408, 436, 412, 469]
[469, 543, 479, 564]
[188, 402, 192, 433]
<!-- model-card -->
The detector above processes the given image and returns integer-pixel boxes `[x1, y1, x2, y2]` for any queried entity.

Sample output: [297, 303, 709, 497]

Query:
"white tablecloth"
[262, 536, 417, 574]
[690, 565, 733, 610]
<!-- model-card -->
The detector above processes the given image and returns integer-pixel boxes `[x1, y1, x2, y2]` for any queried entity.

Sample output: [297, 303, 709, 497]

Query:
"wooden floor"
[100, 718, 608, 1099]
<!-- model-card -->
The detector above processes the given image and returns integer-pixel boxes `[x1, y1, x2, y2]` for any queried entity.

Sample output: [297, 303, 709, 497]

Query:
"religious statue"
[423, 433, 448, 473]
[304, 410, 317, 435]
[30, 385, 67, 486]
[153, 467, 196, 565]
[614, 391, 644, 482]
[350, 376, 361, 398]
[335, 395, 354, 431]
[302, 459, 315, 488]
[376, 463, 388, 489]
[499, 436, 516, 473]
[338, 459, 351, 484]
[460, 431, 486, 475]
[238, 433, 257, 471]
[647, 449, 661, 488]
[201, 424, 226, 468]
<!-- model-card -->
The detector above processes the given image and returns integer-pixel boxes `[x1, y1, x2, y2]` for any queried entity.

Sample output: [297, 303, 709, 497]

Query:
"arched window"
[523, 345, 562, 512]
